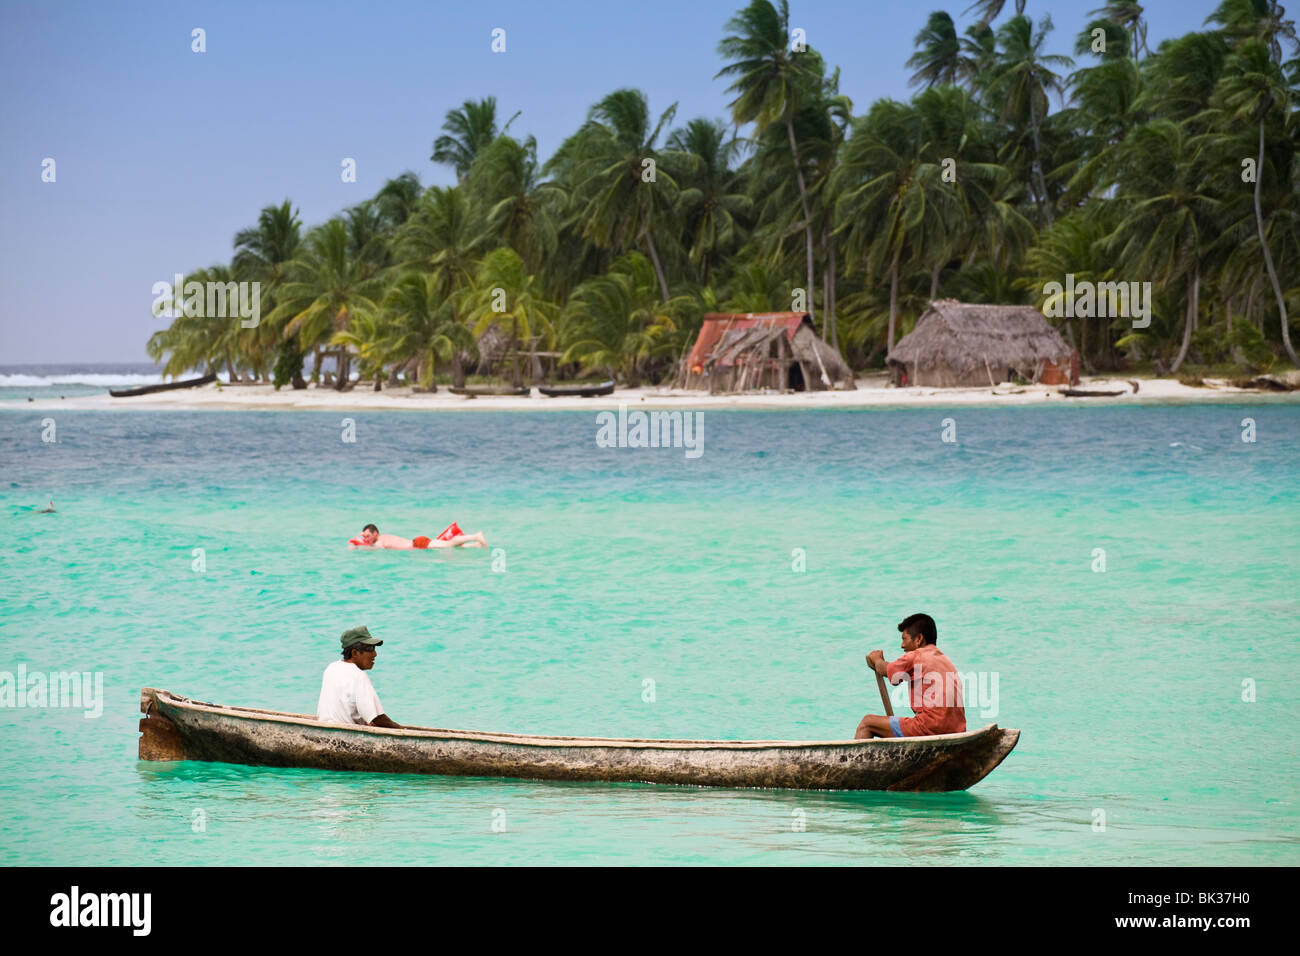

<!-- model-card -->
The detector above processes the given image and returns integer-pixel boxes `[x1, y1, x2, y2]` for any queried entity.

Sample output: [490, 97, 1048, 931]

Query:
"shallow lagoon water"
[1, 406, 1297, 864]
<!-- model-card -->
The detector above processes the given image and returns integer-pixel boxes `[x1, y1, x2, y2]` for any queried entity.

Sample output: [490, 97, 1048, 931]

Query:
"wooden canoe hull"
[109, 372, 216, 397]
[537, 380, 616, 397]
[447, 385, 531, 397]
[138, 688, 1018, 792]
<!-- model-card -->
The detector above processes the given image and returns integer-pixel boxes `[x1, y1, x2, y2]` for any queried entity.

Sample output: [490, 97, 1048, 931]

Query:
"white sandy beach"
[10, 372, 1300, 413]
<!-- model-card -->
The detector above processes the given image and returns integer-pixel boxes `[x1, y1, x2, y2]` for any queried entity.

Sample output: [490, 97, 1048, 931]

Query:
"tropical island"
[140, 0, 1300, 400]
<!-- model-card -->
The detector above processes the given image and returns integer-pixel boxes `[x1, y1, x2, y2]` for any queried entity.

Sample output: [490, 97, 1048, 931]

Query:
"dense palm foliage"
[149, 0, 1300, 387]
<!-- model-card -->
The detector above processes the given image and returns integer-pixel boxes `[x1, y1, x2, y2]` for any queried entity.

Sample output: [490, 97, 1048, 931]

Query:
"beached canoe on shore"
[447, 385, 532, 397]
[538, 380, 616, 398]
[109, 372, 217, 397]
[138, 687, 1019, 792]
[1058, 387, 1129, 397]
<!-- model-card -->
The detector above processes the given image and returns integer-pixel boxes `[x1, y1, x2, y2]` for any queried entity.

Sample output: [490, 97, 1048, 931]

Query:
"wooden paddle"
[875, 667, 894, 717]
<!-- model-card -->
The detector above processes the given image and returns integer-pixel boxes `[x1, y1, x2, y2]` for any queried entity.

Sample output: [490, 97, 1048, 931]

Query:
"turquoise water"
[2, 406, 1298, 865]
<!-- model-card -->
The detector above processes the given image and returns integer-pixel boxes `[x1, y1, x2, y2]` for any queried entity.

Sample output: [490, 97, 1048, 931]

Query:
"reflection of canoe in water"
[538, 380, 616, 398]
[110, 372, 216, 397]
[447, 385, 531, 398]
[139, 687, 1019, 792]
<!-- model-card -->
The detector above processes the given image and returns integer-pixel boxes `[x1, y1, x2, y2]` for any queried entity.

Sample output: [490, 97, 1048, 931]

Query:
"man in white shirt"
[317, 626, 403, 728]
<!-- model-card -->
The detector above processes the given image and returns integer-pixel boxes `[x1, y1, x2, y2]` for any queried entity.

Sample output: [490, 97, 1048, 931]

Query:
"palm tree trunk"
[1254, 119, 1298, 365]
[786, 118, 816, 326]
[1080, 310, 1094, 374]
[1030, 112, 1054, 227]
[822, 266, 830, 341]
[887, 249, 902, 353]
[509, 318, 522, 388]
[1171, 267, 1198, 373]
[334, 350, 349, 390]
[528, 336, 543, 385]
[642, 228, 671, 302]
[827, 238, 839, 352]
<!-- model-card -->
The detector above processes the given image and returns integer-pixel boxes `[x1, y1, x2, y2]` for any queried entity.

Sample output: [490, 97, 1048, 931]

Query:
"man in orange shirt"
[855, 613, 966, 739]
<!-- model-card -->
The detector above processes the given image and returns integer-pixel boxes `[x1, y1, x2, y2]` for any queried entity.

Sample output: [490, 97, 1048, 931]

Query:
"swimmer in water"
[349, 522, 487, 550]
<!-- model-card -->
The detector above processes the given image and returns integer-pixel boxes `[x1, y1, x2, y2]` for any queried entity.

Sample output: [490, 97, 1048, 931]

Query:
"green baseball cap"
[340, 626, 383, 649]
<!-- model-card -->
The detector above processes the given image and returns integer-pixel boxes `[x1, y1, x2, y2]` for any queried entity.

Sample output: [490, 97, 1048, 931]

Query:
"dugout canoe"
[537, 380, 616, 398]
[109, 372, 217, 397]
[138, 687, 1019, 792]
[447, 385, 531, 398]
[1058, 387, 1128, 398]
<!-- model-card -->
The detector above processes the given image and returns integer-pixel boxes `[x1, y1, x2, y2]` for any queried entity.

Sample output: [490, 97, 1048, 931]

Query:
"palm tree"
[343, 200, 394, 277]
[1056, 50, 1142, 203]
[465, 134, 563, 274]
[980, 15, 1073, 227]
[1210, 38, 1298, 362]
[329, 312, 396, 390]
[964, 0, 1026, 26]
[562, 253, 691, 386]
[717, 0, 822, 326]
[547, 88, 682, 301]
[1091, 3, 1150, 59]
[721, 259, 788, 312]
[460, 247, 558, 386]
[907, 12, 963, 88]
[146, 265, 242, 379]
[1207, 0, 1299, 61]
[1024, 208, 1124, 368]
[233, 200, 303, 386]
[832, 99, 956, 351]
[264, 218, 387, 389]
[1138, 32, 1230, 124]
[902, 85, 1034, 298]
[382, 271, 477, 390]
[233, 200, 302, 284]
[432, 98, 517, 180]
[394, 186, 487, 286]
[961, 21, 999, 87]
[393, 185, 490, 376]
[1076, 19, 1133, 63]
[665, 118, 752, 285]
[1106, 120, 1219, 372]
[373, 172, 424, 231]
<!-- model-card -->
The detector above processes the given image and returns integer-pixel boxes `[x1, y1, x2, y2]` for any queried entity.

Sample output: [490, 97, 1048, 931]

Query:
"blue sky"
[0, 0, 1219, 363]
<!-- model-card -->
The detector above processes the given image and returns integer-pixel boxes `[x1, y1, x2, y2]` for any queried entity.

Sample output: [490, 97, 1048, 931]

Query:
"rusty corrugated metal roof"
[686, 312, 811, 370]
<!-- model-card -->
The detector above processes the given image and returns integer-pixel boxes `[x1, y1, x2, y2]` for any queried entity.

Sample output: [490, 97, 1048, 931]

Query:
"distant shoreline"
[8, 374, 1300, 412]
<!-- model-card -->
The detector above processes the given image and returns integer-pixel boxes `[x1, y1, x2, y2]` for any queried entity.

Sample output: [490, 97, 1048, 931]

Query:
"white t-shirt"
[317, 660, 384, 725]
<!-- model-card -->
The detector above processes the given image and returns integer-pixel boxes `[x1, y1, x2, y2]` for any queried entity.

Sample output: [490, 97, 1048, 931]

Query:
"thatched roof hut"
[887, 300, 1078, 387]
[677, 312, 856, 392]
